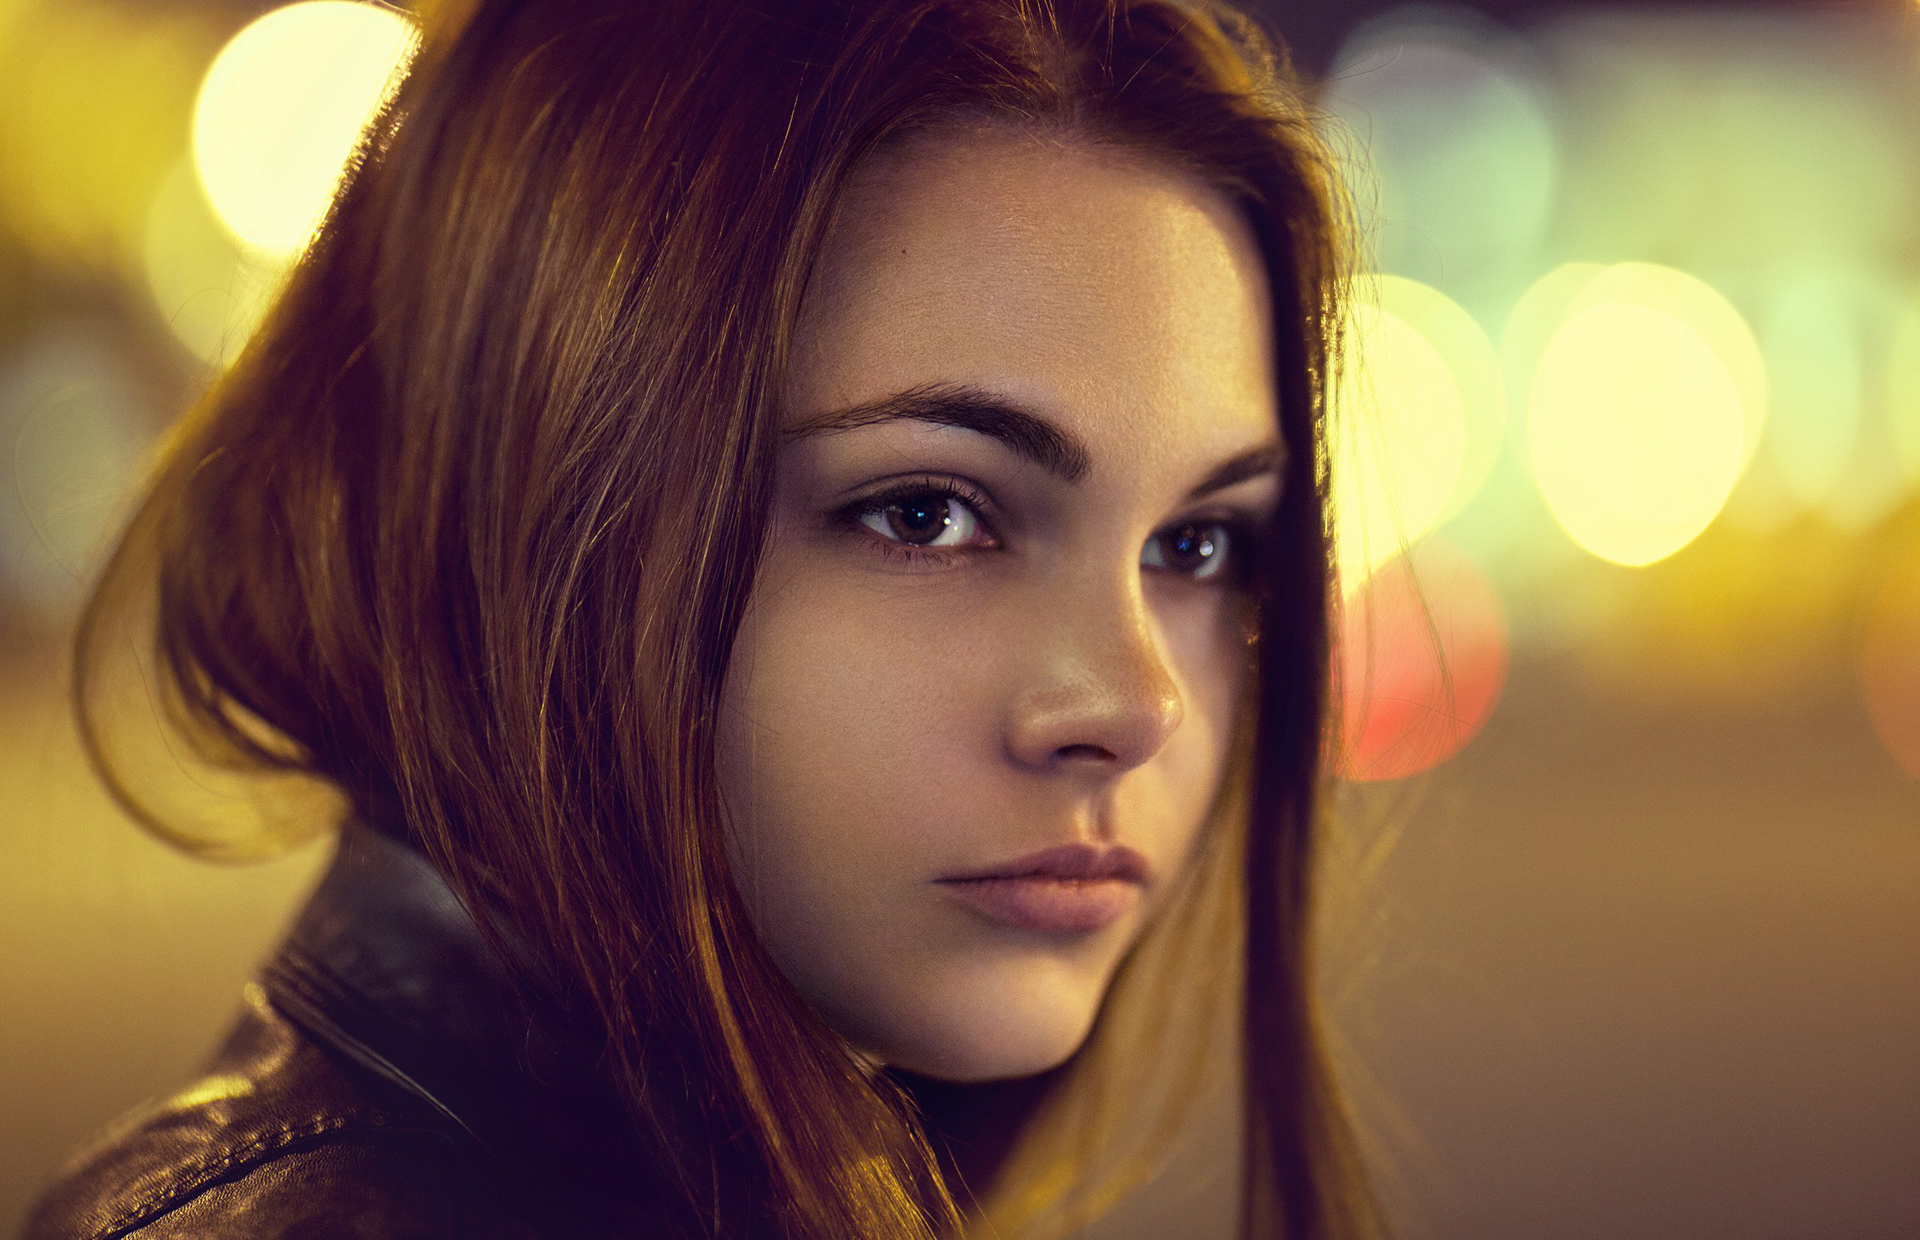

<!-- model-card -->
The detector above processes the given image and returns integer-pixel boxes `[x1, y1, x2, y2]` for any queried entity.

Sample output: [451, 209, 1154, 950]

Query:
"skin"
[717, 124, 1281, 1083]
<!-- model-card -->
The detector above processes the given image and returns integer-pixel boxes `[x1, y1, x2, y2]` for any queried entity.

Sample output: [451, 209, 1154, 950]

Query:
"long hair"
[73, 0, 1370, 1236]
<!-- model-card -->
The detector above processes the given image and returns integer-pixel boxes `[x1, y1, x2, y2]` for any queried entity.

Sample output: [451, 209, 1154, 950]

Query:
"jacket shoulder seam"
[260, 951, 479, 1140]
[91, 1112, 438, 1240]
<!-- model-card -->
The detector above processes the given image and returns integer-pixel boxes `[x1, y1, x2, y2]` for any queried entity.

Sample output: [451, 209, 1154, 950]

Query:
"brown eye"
[858, 492, 982, 548]
[1143, 522, 1230, 579]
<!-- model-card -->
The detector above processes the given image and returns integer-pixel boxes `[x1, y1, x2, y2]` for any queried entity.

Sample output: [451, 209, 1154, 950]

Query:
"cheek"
[714, 569, 994, 1012]
[714, 556, 1253, 1079]
[720, 578, 984, 862]
[719, 580, 1244, 879]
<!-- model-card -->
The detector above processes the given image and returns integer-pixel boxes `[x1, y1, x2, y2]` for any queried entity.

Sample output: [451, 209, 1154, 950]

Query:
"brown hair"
[75, 0, 1373, 1236]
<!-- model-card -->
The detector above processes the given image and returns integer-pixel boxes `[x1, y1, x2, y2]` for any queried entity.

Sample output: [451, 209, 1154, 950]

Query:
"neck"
[886, 1064, 1067, 1214]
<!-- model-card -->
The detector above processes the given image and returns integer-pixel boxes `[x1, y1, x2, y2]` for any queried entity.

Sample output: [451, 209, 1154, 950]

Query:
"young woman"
[27, 0, 1377, 1236]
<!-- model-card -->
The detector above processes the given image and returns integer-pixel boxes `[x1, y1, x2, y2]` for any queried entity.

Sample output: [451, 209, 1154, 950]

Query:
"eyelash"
[839, 475, 999, 567]
[837, 474, 1256, 582]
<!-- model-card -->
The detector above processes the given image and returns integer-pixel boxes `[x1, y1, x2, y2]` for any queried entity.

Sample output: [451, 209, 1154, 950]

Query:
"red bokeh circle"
[1333, 537, 1510, 782]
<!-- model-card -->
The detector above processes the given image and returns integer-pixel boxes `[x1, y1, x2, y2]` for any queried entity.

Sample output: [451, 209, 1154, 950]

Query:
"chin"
[866, 957, 1110, 1083]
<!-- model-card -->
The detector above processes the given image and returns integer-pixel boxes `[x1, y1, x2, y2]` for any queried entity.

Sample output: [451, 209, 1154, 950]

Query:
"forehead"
[787, 125, 1278, 466]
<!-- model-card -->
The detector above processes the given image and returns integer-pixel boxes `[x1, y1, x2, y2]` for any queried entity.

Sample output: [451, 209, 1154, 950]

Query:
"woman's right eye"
[856, 490, 987, 548]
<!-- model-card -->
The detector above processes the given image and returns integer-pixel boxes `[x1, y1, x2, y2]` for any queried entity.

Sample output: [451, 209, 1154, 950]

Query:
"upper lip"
[937, 842, 1151, 885]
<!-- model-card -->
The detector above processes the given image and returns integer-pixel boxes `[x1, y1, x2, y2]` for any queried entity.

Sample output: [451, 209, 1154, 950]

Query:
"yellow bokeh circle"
[1329, 302, 1468, 590]
[1572, 263, 1768, 468]
[192, 1, 419, 257]
[1362, 274, 1505, 522]
[1528, 302, 1746, 567]
[144, 159, 289, 367]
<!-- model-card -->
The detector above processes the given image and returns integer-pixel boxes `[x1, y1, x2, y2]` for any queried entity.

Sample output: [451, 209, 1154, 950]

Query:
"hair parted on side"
[72, 0, 1379, 1236]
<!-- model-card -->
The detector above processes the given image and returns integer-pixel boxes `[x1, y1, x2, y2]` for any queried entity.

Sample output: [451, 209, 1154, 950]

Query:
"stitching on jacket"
[94, 1111, 396, 1240]
[261, 951, 481, 1140]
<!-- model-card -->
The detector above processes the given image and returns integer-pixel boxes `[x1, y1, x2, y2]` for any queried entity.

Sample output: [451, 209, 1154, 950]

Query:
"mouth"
[934, 843, 1150, 935]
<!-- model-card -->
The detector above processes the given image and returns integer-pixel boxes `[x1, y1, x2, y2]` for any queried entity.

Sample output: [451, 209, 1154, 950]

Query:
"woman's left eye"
[1142, 521, 1232, 580]
[853, 487, 988, 549]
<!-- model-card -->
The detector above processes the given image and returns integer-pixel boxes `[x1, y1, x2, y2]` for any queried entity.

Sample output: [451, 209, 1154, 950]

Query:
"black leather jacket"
[23, 823, 666, 1239]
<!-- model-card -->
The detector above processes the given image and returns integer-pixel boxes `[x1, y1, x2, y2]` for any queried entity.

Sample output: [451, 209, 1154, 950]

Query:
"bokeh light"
[192, 0, 419, 258]
[1500, 261, 1605, 416]
[1330, 300, 1468, 591]
[1574, 263, 1767, 467]
[1544, 14, 1911, 274]
[1884, 295, 1920, 489]
[1363, 274, 1506, 521]
[144, 159, 290, 368]
[0, 329, 149, 617]
[2, 3, 1920, 1237]
[1336, 536, 1510, 782]
[1325, 5, 1558, 302]
[1528, 299, 1746, 567]
[1861, 543, 1920, 778]
[1757, 266, 1911, 532]
[1760, 276, 1858, 515]
[0, 2, 211, 271]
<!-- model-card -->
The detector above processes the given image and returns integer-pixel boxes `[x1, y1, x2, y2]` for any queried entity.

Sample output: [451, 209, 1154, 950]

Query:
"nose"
[1002, 575, 1185, 777]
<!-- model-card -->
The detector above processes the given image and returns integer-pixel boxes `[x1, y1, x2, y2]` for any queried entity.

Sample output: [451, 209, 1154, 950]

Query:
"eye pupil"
[887, 496, 951, 544]
[1167, 523, 1216, 570]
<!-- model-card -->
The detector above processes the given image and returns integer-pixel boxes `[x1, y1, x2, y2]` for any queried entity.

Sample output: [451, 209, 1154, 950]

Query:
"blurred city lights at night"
[1862, 544, 1920, 778]
[192, 0, 418, 258]
[1756, 266, 1914, 532]
[0, 2, 210, 272]
[1330, 298, 1468, 591]
[0, 329, 148, 618]
[1336, 536, 1510, 782]
[144, 159, 289, 368]
[0, 0, 1909, 806]
[1500, 262, 1606, 417]
[1365, 274, 1507, 522]
[1576, 263, 1768, 467]
[1325, 5, 1559, 306]
[1881, 295, 1920, 491]
[0, 6, 1918, 1240]
[1528, 298, 1745, 568]
[1543, 13, 1912, 275]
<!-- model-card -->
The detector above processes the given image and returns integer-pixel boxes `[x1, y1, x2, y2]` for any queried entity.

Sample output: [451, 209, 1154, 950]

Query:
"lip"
[935, 843, 1150, 935]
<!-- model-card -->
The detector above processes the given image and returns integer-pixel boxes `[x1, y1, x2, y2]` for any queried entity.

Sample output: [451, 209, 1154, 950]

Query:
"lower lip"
[935, 876, 1141, 934]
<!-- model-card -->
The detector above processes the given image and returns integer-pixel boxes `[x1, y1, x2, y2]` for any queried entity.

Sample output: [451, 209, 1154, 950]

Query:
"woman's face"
[717, 126, 1280, 1082]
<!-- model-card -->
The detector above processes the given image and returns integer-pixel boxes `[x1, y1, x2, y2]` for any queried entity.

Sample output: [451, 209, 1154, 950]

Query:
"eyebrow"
[784, 380, 1285, 501]
[1187, 441, 1286, 502]
[785, 382, 1092, 482]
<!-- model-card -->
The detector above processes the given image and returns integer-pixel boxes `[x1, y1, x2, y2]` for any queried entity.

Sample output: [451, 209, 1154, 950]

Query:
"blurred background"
[0, 0, 1916, 1236]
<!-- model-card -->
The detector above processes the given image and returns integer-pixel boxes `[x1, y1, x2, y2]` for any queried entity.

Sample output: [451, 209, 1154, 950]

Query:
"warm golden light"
[1336, 536, 1509, 782]
[1364, 274, 1506, 521]
[1574, 263, 1768, 468]
[143, 159, 289, 368]
[0, 330, 146, 615]
[1502, 262, 1605, 404]
[1505, 263, 1767, 473]
[1862, 545, 1920, 778]
[192, 1, 418, 257]
[1529, 301, 1746, 567]
[1888, 296, 1920, 488]
[1324, 9, 1559, 300]
[1762, 278, 1859, 505]
[0, 2, 209, 270]
[1329, 302, 1468, 592]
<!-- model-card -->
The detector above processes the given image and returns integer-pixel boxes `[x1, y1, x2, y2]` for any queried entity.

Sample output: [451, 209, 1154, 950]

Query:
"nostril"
[1054, 742, 1116, 762]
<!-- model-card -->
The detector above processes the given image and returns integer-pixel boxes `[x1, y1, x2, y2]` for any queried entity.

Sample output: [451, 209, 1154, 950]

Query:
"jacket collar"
[258, 821, 655, 1222]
